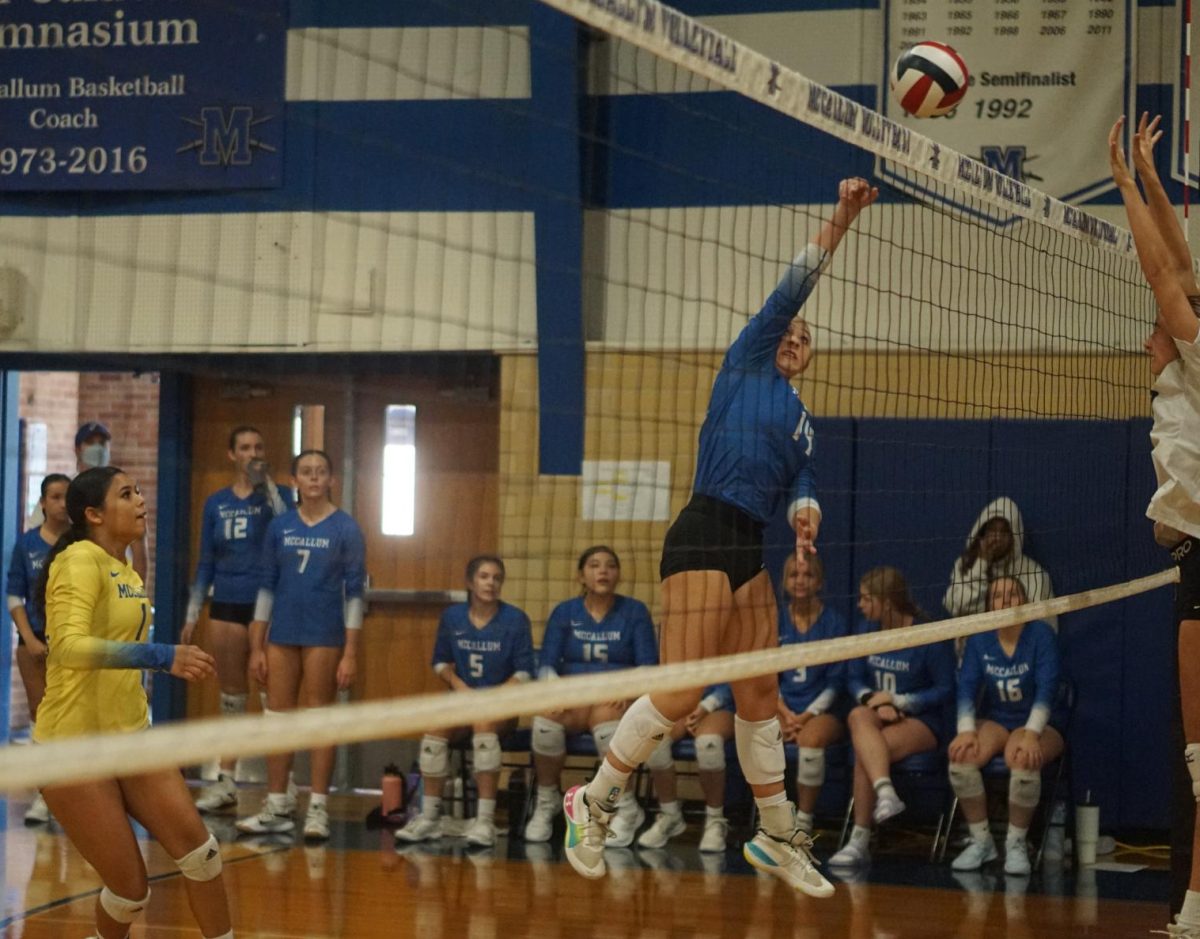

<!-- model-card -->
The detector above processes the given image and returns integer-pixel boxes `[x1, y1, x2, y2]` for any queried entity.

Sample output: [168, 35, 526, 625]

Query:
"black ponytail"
[36, 467, 123, 618]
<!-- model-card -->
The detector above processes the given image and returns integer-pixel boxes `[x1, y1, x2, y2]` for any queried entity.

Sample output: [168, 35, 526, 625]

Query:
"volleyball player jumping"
[562, 177, 878, 897]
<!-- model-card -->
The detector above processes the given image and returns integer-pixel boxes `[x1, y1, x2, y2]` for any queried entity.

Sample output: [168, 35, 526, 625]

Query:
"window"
[292, 404, 326, 455]
[382, 404, 416, 536]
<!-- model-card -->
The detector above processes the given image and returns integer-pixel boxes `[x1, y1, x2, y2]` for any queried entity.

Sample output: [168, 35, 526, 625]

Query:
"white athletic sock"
[477, 798, 496, 822]
[309, 792, 327, 809]
[586, 760, 632, 809]
[795, 808, 814, 831]
[873, 778, 898, 801]
[1006, 823, 1028, 845]
[849, 824, 871, 849]
[265, 792, 289, 815]
[969, 820, 991, 843]
[1180, 890, 1200, 926]
[705, 804, 724, 819]
[659, 800, 682, 818]
[755, 789, 794, 836]
[536, 785, 558, 807]
[422, 794, 442, 821]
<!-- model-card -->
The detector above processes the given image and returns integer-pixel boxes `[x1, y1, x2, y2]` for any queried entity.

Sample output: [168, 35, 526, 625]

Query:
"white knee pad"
[175, 834, 222, 882]
[473, 732, 502, 773]
[1009, 768, 1041, 809]
[695, 733, 726, 772]
[646, 735, 674, 771]
[1187, 744, 1200, 800]
[607, 697, 673, 769]
[219, 692, 247, 716]
[796, 747, 826, 788]
[419, 735, 449, 777]
[99, 886, 150, 924]
[734, 715, 785, 787]
[592, 720, 619, 758]
[531, 716, 566, 757]
[949, 762, 985, 800]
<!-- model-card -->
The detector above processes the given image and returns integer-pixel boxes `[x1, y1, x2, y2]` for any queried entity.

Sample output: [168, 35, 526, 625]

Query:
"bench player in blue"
[236, 449, 366, 842]
[396, 554, 535, 849]
[947, 575, 1063, 875]
[523, 546, 657, 846]
[830, 566, 955, 867]
[776, 552, 848, 836]
[184, 426, 292, 814]
[7, 472, 70, 823]
[562, 177, 878, 898]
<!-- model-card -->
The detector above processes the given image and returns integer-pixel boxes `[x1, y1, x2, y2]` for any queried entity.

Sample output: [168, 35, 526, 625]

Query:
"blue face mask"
[80, 442, 110, 468]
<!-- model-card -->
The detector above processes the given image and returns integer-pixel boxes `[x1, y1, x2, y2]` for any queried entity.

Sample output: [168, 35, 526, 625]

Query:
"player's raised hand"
[838, 177, 879, 214]
[1108, 117, 1135, 188]
[1133, 112, 1164, 178]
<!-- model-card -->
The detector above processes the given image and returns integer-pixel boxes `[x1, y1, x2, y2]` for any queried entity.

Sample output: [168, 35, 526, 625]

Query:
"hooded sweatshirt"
[942, 496, 1055, 629]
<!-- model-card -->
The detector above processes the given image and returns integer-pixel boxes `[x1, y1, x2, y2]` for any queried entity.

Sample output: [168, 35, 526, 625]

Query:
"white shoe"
[303, 803, 330, 841]
[606, 797, 645, 848]
[394, 815, 442, 843]
[872, 790, 906, 825]
[465, 816, 496, 847]
[194, 775, 238, 814]
[23, 793, 50, 825]
[523, 799, 556, 843]
[743, 828, 835, 898]
[637, 811, 686, 848]
[1167, 919, 1200, 938]
[951, 837, 998, 871]
[828, 840, 870, 867]
[699, 816, 729, 853]
[236, 803, 295, 834]
[1004, 839, 1031, 876]
[563, 784, 612, 879]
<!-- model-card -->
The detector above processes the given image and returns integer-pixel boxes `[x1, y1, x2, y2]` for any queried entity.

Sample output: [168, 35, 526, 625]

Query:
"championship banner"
[880, 0, 1135, 223]
[0, 0, 286, 191]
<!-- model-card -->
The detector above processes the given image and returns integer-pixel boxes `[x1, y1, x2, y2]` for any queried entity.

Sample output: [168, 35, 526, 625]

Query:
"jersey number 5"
[469, 653, 484, 678]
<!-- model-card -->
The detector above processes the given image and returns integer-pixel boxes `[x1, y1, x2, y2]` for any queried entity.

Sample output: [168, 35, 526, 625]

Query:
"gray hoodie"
[942, 496, 1055, 628]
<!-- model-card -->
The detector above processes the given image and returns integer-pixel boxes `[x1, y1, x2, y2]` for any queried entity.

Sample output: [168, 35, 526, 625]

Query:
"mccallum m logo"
[178, 107, 276, 166]
[979, 145, 1043, 184]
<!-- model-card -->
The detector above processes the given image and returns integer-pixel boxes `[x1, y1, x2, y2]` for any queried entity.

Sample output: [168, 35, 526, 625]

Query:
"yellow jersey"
[35, 539, 165, 741]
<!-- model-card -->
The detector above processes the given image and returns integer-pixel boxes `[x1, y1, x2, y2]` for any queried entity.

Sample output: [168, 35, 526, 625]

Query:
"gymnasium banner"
[0, 0, 286, 191]
[880, 0, 1136, 223]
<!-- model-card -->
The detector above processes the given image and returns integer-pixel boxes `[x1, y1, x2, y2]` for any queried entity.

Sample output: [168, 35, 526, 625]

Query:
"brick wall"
[78, 372, 161, 591]
[19, 372, 81, 510]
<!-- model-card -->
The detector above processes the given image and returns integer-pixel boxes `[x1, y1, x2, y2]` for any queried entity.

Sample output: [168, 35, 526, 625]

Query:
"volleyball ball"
[890, 41, 969, 118]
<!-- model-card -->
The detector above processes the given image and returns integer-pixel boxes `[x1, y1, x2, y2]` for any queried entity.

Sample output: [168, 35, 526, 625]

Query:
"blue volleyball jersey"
[692, 248, 824, 524]
[847, 627, 956, 734]
[957, 620, 1060, 733]
[6, 528, 54, 638]
[194, 486, 293, 605]
[539, 595, 657, 677]
[260, 509, 366, 647]
[778, 604, 849, 714]
[433, 601, 535, 689]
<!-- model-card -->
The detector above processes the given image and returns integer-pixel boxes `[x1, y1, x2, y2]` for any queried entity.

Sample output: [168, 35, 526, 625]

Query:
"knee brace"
[1009, 768, 1041, 809]
[695, 733, 726, 772]
[1187, 744, 1200, 800]
[607, 697, 673, 769]
[734, 715, 785, 787]
[592, 720, 619, 758]
[796, 747, 826, 788]
[175, 834, 222, 882]
[219, 692, 247, 716]
[418, 735, 449, 777]
[949, 762, 985, 800]
[646, 735, 674, 771]
[99, 886, 150, 924]
[531, 716, 566, 757]
[472, 732, 501, 773]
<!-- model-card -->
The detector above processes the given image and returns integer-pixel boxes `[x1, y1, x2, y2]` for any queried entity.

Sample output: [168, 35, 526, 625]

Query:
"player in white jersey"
[1111, 112, 1200, 938]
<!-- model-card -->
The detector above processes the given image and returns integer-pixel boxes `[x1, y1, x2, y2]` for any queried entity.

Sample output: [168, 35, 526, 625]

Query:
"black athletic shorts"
[1172, 536, 1200, 623]
[659, 494, 765, 592]
[209, 601, 256, 627]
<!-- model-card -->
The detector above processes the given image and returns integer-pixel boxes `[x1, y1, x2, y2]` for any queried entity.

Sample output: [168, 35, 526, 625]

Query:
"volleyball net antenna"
[1, 1, 1177, 787]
